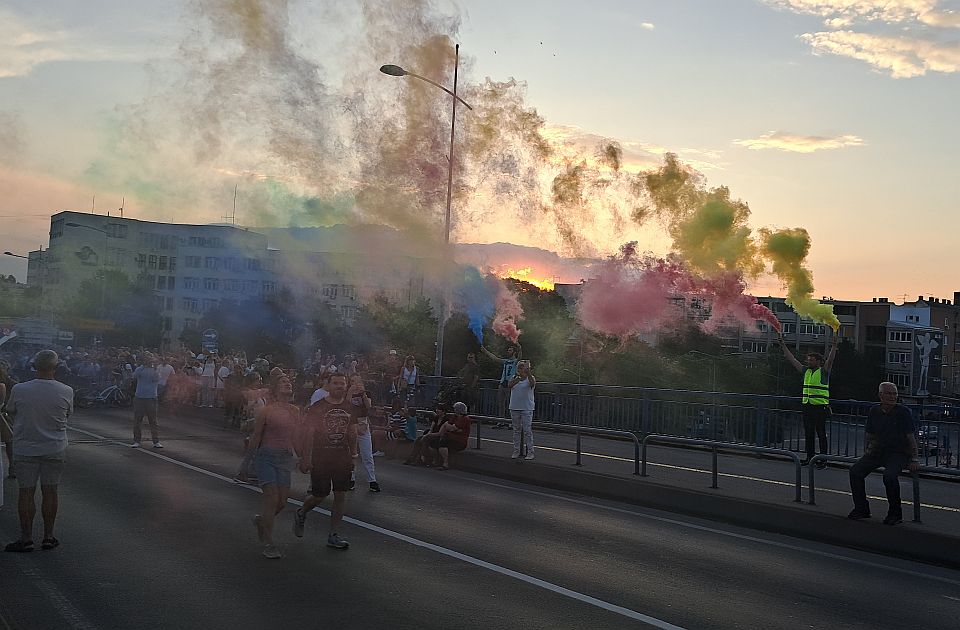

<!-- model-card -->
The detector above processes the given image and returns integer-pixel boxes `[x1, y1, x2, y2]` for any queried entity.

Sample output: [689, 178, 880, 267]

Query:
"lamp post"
[380, 45, 473, 377]
[65, 222, 109, 317]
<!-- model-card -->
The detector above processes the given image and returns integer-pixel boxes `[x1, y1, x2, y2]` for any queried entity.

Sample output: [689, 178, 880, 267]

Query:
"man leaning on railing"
[847, 382, 920, 526]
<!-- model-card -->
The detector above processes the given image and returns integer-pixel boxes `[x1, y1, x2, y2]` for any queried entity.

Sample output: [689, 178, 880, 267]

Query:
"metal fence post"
[912, 471, 921, 523]
[807, 457, 817, 505]
[711, 445, 719, 489]
[575, 429, 582, 467]
[474, 418, 481, 450]
[641, 438, 648, 477]
[634, 435, 640, 475]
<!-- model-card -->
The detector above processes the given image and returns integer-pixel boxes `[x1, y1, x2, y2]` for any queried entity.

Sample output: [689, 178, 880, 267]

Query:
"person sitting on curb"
[847, 381, 920, 526]
[426, 401, 472, 471]
[403, 403, 450, 466]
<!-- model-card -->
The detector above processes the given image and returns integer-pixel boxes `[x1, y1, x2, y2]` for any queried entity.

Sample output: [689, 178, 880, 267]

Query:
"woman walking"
[249, 376, 301, 559]
[346, 375, 378, 492]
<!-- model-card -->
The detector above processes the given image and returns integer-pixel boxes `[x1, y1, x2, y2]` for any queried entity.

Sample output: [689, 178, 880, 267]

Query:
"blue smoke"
[457, 266, 495, 344]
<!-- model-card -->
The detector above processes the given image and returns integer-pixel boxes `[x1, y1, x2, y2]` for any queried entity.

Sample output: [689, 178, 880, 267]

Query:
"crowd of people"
[1, 337, 928, 560]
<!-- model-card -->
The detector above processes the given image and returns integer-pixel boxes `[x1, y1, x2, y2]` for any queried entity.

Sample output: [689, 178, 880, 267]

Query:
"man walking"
[131, 355, 163, 449]
[848, 382, 920, 525]
[4, 350, 73, 552]
[779, 331, 838, 467]
[293, 373, 358, 549]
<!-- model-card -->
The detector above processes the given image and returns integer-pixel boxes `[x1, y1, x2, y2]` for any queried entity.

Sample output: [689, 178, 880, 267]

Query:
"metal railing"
[406, 376, 960, 469]
[807, 454, 960, 523]
[460, 413, 642, 475]
[642, 434, 803, 503]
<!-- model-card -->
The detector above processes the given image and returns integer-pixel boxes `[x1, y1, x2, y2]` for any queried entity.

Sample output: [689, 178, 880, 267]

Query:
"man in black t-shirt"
[848, 382, 920, 525]
[293, 373, 358, 549]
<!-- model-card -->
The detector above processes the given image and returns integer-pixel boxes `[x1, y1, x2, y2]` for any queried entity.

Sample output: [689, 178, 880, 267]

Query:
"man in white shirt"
[508, 360, 536, 460]
[157, 357, 175, 402]
[4, 350, 73, 552]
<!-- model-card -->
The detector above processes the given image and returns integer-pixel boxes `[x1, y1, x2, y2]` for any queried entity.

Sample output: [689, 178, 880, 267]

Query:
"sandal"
[5, 540, 34, 553]
[41, 538, 60, 550]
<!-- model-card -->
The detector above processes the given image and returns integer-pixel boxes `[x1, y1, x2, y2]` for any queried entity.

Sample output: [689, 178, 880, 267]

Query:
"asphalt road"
[1, 406, 959, 629]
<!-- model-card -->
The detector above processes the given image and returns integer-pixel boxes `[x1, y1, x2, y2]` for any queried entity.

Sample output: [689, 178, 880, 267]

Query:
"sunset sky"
[1, 0, 958, 302]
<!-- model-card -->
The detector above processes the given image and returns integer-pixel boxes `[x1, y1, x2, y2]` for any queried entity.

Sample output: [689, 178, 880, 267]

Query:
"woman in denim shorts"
[249, 376, 301, 559]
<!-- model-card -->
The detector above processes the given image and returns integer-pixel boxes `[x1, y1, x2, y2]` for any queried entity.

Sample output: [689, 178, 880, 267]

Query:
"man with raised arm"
[778, 330, 839, 468]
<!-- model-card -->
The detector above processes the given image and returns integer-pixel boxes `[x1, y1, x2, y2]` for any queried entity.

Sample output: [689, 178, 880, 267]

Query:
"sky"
[1, 0, 958, 302]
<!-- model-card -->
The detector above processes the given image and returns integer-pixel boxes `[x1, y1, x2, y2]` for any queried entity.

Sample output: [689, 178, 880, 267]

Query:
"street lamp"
[380, 45, 473, 376]
[65, 222, 109, 317]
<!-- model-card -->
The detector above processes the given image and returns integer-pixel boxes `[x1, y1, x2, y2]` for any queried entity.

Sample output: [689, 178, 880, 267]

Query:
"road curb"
[456, 451, 960, 570]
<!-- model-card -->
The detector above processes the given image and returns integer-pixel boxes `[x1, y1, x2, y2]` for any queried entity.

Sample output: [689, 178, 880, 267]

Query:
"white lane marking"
[944, 595, 960, 602]
[68, 427, 687, 629]
[480, 437, 960, 513]
[11, 559, 99, 630]
[458, 476, 960, 587]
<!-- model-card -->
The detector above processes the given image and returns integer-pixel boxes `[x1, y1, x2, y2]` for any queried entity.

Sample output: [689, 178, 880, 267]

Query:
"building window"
[245, 258, 261, 271]
[106, 223, 128, 238]
[165, 297, 174, 310]
[263, 281, 277, 295]
[887, 373, 911, 389]
[180, 297, 199, 312]
[780, 322, 795, 334]
[774, 301, 792, 313]
[906, 315, 919, 323]
[186, 256, 201, 268]
[888, 351, 910, 364]
[169, 257, 177, 271]
[184, 277, 200, 290]
[167, 276, 175, 290]
[799, 323, 824, 336]
[157, 276, 167, 290]
[202, 298, 218, 311]
[833, 305, 857, 317]
[204, 256, 220, 270]
[50, 219, 64, 239]
[742, 341, 768, 354]
[322, 285, 339, 299]
[136, 253, 147, 269]
[159, 256, 168, 270]
[889, 330, 913, 343]
[224, 257, 239, 272]
[148, 255, 158, 270]
[203, 277, 219, 291]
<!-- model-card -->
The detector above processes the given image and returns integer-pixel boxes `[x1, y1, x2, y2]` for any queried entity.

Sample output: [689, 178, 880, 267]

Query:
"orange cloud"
[733, 131, 865, 153]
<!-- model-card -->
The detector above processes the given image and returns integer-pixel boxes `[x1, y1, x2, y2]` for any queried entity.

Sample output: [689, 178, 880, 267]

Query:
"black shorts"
[309, 457, 353, 497]
[437, 436, 466, 452]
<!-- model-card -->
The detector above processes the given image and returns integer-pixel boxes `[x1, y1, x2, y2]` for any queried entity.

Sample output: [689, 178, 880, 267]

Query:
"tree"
[66, 269, 162, 347]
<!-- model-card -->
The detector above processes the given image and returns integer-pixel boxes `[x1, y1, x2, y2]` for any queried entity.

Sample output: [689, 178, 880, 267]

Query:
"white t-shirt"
[201, 362, 216, 378]
[157, 364, 175, 386]
[6, 379, 74, 456]
[216, 366, 231, 389]
[509, 378, 536, 412]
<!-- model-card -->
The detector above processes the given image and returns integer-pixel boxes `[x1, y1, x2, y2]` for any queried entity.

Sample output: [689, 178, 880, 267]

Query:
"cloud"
[641, 22, 656, 30]
[801, 30, 960, 76]
[733, 131, 865, 153]
[0, 8, 156, 78]
[764, 1, 959, 27]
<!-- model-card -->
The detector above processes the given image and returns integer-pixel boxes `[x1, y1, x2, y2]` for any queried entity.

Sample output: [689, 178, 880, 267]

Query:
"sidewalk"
[454, 425, 960, 568]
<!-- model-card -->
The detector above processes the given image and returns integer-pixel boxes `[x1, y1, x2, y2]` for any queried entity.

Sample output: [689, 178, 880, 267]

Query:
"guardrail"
[460, 414, 642, 475]
[807, 454, 960, 523]
[641, 434, 803, 503]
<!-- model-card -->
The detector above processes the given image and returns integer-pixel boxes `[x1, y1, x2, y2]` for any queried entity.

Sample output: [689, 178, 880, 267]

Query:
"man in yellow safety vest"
[779, 331, 839, 468]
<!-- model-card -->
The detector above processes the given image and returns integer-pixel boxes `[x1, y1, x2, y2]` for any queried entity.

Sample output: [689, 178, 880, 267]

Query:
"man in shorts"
[293, 373, 358, 549]
[4, 350, 73, 552]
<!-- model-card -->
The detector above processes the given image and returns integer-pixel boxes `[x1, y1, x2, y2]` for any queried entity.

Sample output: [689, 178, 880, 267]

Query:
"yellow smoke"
[760, 228, 840, 331]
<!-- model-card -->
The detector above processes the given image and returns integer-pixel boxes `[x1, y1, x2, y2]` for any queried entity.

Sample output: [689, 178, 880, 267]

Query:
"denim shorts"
[254, 447, 295, 488]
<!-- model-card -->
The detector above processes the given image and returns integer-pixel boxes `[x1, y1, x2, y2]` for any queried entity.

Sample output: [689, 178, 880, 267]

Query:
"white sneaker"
[372, 451, 385, 457]
[262, 544, 282, 559]
[153, 442, 164, 449]
[130, 442, 141, 448]
[511, 451, 520, 459]
[524, 451, 535, 461]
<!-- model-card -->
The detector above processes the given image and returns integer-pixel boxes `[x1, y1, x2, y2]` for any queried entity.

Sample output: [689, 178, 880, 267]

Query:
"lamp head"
[379, 64, 407, 77]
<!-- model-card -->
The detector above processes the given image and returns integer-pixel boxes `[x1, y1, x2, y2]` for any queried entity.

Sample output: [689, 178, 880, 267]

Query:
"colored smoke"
[492, 284, 523, 343]
[454, 266, 525, 344]
[760, 228, 840, 331]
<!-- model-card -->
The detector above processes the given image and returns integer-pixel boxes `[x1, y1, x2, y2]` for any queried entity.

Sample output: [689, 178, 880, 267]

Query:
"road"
[1, 406, 958, 629]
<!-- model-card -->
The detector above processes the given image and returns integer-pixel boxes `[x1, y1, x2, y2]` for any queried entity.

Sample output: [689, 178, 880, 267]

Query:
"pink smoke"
[492, 284, 523, 343]
[578, 242, 780, 338]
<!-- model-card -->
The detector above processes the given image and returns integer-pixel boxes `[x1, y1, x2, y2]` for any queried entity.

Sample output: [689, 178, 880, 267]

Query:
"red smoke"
[492, 284, 523, 343]
[578, 242, 780, 338]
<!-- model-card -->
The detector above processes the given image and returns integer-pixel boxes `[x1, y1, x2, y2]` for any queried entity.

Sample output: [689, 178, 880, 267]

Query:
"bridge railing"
[398, 376, 959, 469]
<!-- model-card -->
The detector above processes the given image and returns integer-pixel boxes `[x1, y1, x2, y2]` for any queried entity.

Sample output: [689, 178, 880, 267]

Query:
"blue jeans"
[255, 447, 295, 488]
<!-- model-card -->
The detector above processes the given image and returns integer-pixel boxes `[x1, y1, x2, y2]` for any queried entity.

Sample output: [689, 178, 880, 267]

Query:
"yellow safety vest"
[802, 368, 829, 405]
